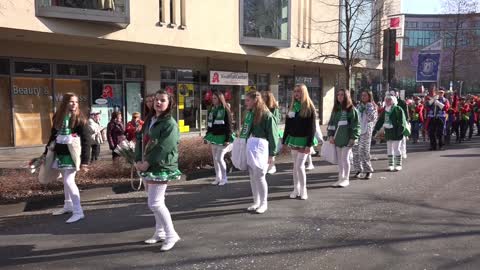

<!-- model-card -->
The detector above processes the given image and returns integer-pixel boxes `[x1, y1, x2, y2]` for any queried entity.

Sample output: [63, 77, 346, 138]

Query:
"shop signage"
[12, 85, 50, 96]
[295, 76, 320, 87]
[210, 71, 248, 86]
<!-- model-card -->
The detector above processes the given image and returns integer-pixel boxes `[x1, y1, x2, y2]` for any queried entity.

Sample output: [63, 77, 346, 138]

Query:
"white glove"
[434, 100, 445, 110]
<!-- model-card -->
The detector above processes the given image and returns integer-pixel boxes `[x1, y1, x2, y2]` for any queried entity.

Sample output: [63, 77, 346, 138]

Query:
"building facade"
[0, 0, 385, 147]
[392, 13, 480, 95]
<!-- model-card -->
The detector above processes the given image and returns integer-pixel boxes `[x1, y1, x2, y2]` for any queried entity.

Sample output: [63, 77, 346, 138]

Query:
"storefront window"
[296, 76, 322, 116]
[14, 62, 51, 75]
[92, 80, 123, 124]
[177, 69, 198, 132]
[125, 82, 143, 122]
[0, 59, 9, 75]
[56, 64, 88, 77]
[92, 64, 123, 80]
[0, 77, 13, 146]
[241, 0, 290, 47]
[54, 79, 90, 112]
[278, 75, 294, 122]
[257, 73, 270, 91]
[11, 77, 53, 146]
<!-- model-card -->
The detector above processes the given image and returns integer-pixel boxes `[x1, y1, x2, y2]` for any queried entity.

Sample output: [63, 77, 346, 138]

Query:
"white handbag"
[321, 142, 337, 165]
[231, 138, 248, 171]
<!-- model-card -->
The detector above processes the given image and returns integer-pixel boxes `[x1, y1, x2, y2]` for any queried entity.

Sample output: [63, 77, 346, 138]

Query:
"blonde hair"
[290, 83, 315, 118]
[246, 91, 269, 125]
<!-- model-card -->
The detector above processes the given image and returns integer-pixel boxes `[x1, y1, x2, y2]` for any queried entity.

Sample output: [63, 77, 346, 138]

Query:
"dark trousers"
[410, 120, 421, 142]
[459, 120, 468, 141]
[90, 144, 100, 163]
[467, 121, 474, 139]
[453, 121, 460, 142]
[428, 118, 445, 149]
[445, 121, 453, 144]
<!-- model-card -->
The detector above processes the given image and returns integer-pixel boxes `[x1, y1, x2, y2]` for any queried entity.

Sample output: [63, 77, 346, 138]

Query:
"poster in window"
[54, 79, 90, 112]
[92, 82, 123, 121]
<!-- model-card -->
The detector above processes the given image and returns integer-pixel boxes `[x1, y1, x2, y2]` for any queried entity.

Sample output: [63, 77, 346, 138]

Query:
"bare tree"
[442, 0, 480, 84]
[309, 0, 389, 90]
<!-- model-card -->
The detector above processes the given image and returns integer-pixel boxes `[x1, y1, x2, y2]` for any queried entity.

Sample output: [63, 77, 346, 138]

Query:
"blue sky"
[402, 0, 442, 14]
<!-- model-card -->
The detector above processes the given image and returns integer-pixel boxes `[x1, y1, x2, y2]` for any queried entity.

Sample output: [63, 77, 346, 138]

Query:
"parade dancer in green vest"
[327, 89, 360, 187]
[46, 93, 90, 223]
[374, 95, 410, 172]
[261, 90, 282, 175]
[135, 90, 182, 251]
[241, 91, 279, 214]
[283, 84, 317, 199]
[204, 91, 234, 185]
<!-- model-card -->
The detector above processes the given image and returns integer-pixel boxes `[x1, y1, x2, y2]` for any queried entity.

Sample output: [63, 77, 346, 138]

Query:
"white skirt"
[246, 137, 269, 174]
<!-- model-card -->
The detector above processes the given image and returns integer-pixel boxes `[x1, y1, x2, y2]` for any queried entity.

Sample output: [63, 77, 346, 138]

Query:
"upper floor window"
[159, 0, 186, 29]
[405, 22, 418, 29]
[36, 0, 130, 28]
[240, 0, 291, 47]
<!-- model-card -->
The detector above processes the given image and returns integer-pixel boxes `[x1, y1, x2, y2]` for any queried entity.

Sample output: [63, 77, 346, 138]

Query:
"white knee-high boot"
[148, 183, 180, 251]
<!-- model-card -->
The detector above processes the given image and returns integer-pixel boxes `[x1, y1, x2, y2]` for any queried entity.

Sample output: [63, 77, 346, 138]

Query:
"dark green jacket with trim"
[135, 115, 179, 173]
[374, 105, 407, 141]
[249, 111, 279, 156]
[327, 108, 360, 147]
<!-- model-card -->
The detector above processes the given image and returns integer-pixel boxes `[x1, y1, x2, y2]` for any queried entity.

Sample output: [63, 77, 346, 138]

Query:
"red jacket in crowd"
[126, 119, 144, 142]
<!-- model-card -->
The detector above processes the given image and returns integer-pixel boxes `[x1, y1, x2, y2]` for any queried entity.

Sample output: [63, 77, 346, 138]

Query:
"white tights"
[248, 166, 268, 208]
[62, 169, 82, 214]
[211, 144, 229, 183]
[291, 149, 309, 196]
[147, 183, 178, 239]
[336, 146, 352, 181]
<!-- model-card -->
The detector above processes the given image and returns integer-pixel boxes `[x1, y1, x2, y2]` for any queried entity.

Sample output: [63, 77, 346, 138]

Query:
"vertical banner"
[416, 53, 440, 83]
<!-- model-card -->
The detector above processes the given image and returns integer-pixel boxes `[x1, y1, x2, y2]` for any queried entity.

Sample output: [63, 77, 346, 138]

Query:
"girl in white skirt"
[240, 91, 279, 214]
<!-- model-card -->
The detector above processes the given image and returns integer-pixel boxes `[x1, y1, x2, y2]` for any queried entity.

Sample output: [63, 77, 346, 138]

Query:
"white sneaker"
[66, 213, 84, 224]
[300, 192, 308, 200]
[52, 208, 72, 216]
[388, 166, 395, 172]
[247, 204, 259, 211]
[144, 234, 166, 244]
[402, 154, 407, 159]
[218, 180, 227, 186]
[255, 205, 268, 214]
[289, 191, 298, 199]
[211, 180, 220, 185]
[395, 166, 402, 171]
[160, 235, 181, 251]
[267, 166, 277, 175]
[331, 179, 341, 187]
[306, 165, 315, 171]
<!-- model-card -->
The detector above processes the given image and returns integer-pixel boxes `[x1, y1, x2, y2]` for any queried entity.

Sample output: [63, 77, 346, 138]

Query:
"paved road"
[1, 139, 479, 270]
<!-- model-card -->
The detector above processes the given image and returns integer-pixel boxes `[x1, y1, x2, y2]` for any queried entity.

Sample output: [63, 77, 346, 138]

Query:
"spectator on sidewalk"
[107, 111, 126, 161]
[88, 111, 105, 163]
[126, 112, 144, 142]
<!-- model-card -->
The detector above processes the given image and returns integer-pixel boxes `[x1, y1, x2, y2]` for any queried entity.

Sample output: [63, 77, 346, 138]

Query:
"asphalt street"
[0, 138, 479, 270]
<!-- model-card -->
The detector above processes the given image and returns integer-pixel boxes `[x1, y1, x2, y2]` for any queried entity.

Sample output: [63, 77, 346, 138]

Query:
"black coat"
[44, 123, 91, 165]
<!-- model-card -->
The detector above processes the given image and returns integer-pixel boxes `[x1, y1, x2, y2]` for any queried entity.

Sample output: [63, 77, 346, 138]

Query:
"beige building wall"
[0, 0, 342, 64]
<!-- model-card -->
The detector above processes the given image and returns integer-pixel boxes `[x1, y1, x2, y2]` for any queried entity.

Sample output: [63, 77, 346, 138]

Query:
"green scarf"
[207, 106, 226, 127]
[239, 111, 254, 139]
[60, 115, 72, 135]
[293, 101, 301, 113]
